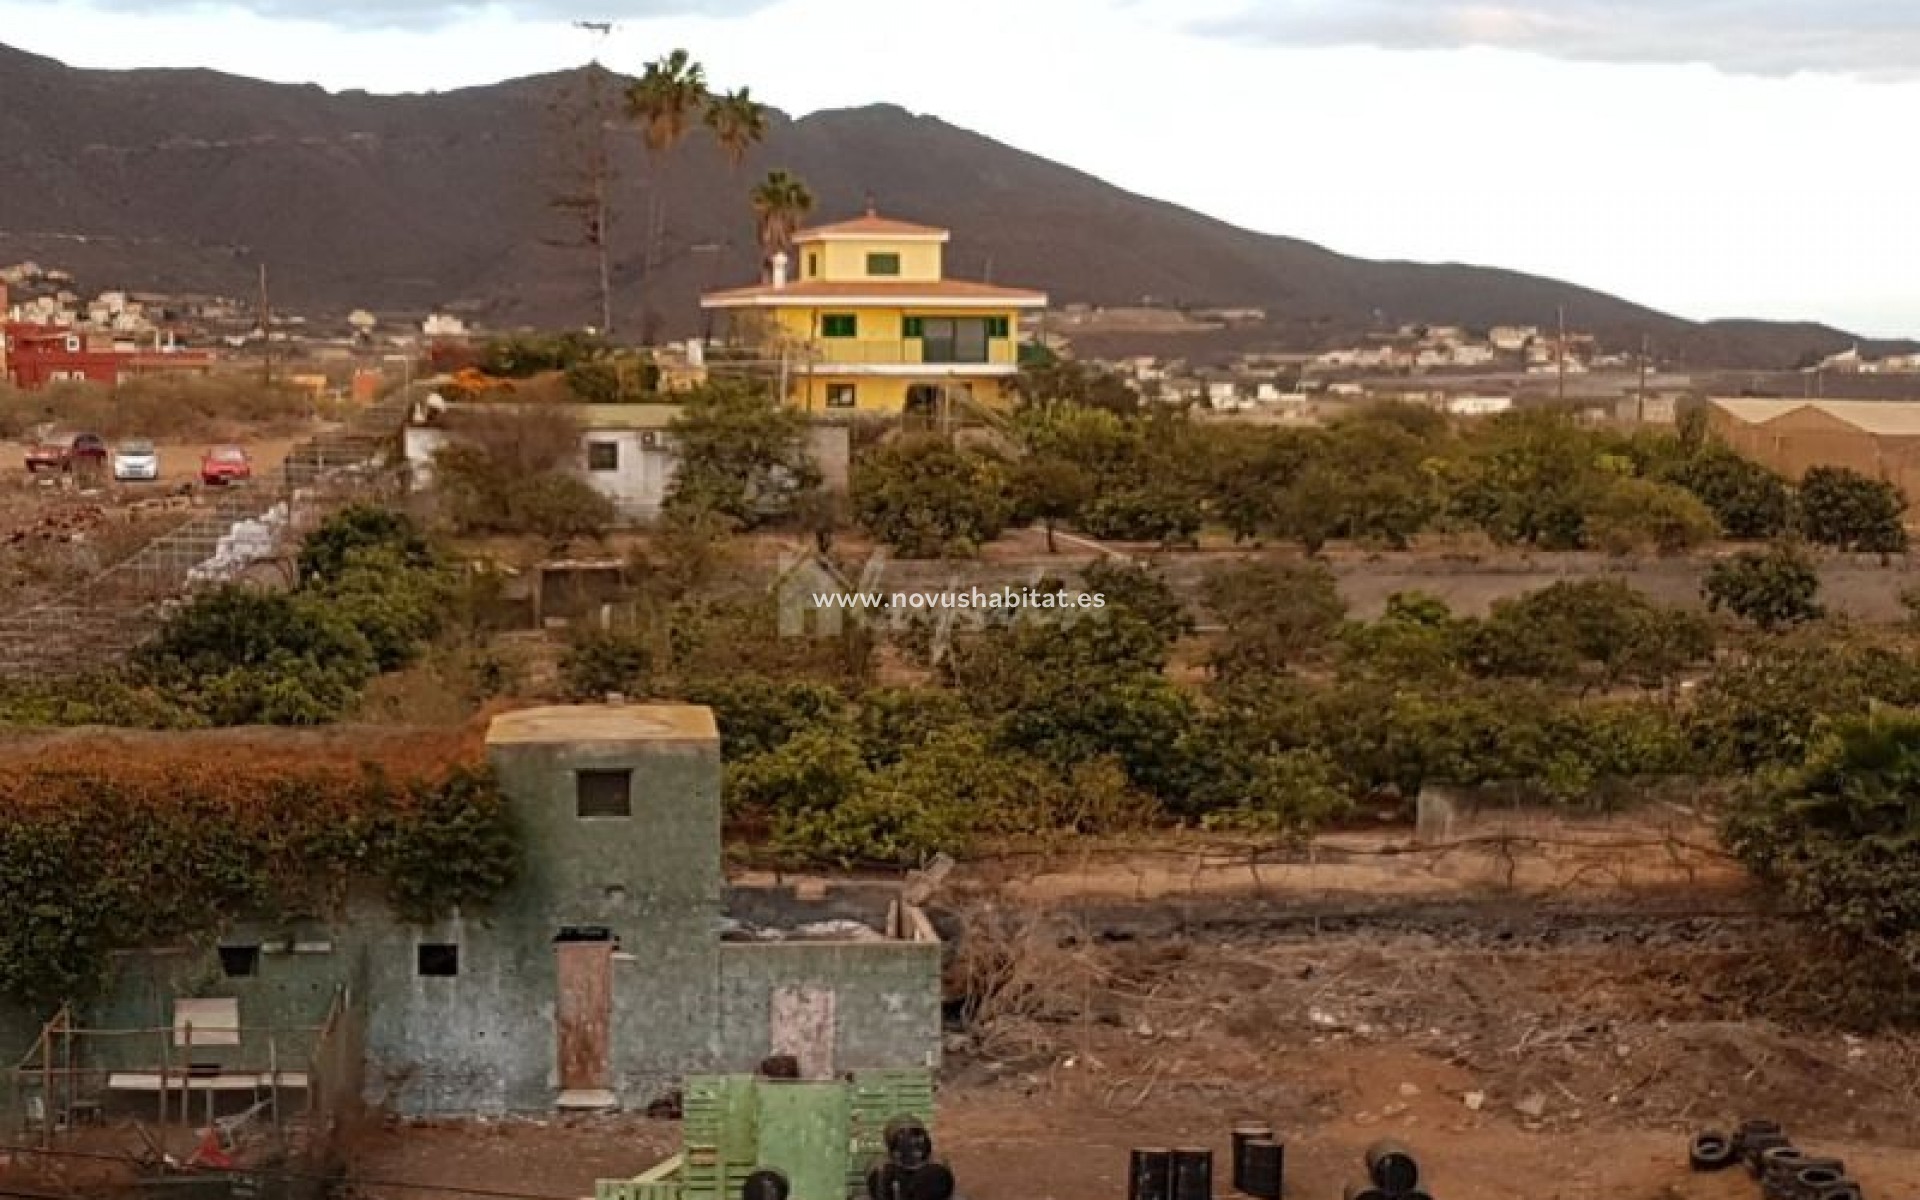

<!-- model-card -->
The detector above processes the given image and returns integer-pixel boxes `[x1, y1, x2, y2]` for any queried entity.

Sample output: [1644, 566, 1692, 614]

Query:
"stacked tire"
[1687, 1120, 1865, 1200]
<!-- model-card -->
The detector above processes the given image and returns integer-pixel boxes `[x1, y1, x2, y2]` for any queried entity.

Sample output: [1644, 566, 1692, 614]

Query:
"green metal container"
[595, 1070, 935, 1200]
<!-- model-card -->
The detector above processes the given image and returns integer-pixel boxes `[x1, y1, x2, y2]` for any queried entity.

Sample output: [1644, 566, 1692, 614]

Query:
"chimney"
[771, 252, 789, 290]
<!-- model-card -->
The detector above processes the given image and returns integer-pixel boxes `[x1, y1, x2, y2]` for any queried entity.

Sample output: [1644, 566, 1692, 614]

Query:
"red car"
[25, 432, 108, 474]
[200, 445, 253, 486]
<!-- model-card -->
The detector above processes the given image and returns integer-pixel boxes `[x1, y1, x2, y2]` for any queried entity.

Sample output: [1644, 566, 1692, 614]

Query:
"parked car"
[70, 433, 109, 470]
[113, 439, 160, 482]
[24, 433, 76, 473]
[200, 445, 252, 486]
[26, 432, 109, 474]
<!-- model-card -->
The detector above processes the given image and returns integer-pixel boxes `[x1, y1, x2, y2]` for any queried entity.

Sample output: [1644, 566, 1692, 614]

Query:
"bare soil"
[0, 431, 313, 603]
[320, 816, 1920, 1200]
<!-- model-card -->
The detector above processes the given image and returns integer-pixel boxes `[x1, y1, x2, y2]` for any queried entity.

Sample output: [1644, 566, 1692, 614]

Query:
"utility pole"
[1636, 333, 1650, 426]
[1555, 304, 1567, 404]
[258, 261, 272, 388]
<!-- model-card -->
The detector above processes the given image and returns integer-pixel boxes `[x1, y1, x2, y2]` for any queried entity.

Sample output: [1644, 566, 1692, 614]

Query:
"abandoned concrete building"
[4, 706, 942, 1119]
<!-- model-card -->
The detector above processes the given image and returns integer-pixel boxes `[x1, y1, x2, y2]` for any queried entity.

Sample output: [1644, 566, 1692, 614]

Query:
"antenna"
[257, 261, 272, 388]
[1556, 304, 1567, 404]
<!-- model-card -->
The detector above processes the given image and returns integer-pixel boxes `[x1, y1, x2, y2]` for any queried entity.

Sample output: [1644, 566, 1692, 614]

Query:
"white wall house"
[405, 404, 849, 524]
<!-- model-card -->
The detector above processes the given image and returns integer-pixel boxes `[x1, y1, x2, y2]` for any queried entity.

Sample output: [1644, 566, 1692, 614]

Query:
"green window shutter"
[902, 317, 924, 338]
[821, 314, 857, 338]
[986, 316, 1010, 338]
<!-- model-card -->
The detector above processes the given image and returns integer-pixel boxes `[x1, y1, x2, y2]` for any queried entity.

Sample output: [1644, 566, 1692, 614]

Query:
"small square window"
[826, 384, 857, 410]
[820, 314, 857, 338]
[218, 946, 260, 978]
[587, 441, 618, 471]
[902, 317, 924, 338]
[866, 252, 901, 277]
[576, 768, 633, 818]
[986, 316, 1011, 339]
[417, 944, 459, 977]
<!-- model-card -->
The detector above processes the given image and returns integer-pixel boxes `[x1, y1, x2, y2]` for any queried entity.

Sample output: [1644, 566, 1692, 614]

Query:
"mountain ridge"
[0, 45, 1909, 369]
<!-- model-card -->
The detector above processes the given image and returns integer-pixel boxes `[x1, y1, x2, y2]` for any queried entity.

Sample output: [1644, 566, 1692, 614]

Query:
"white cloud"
[1190, 0, 1920, 81]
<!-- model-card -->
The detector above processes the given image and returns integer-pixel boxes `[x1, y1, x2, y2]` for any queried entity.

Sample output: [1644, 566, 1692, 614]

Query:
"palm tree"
[704, 87, 767, 171]
[750, 169, 815, 281]
[625, 49, 709, 281]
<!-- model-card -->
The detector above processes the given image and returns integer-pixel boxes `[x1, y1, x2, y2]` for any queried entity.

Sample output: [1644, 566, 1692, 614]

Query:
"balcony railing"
[801, 339, 1018, 367]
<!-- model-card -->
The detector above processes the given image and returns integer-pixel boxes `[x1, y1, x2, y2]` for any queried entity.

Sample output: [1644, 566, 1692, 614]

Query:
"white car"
[112, 439, 159, 482]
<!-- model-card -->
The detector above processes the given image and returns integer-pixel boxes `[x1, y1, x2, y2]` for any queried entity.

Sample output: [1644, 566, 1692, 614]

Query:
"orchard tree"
[1659, 447, 1794, 540]
[1013, 352, 1142, 416]
[1009, 453, 1095, 553]
[851, 435, 1011, 557]
[1465, 578, 1713, 691]
[1689, 634, 1920, 771]
[1586, 478, 1721, 556]
[1703, 542, 1825, 632]
[1797, 466, 1908, 555]
[664, 381, 818, 528]
[1200, 559, 1348, 679]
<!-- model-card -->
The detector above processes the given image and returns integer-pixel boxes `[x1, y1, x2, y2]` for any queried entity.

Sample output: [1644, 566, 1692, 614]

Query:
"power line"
[0, 1142, 584, 1200]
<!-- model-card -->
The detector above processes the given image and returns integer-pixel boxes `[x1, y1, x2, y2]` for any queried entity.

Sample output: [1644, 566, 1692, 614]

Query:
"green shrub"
[1724, 708, 1920, 973]
[1703, 543, 1824, 631]
[560, 627, 654, 700]
[852, 436, 1010, 557]
[1797, 466, 1908, 554]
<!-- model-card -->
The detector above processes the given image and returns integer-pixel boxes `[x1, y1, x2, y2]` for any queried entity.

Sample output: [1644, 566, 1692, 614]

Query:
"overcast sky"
[7, 0, 1918, 337]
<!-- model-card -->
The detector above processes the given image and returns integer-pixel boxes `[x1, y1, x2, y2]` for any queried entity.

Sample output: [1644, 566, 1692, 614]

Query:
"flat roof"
[485, 705, 718, 747]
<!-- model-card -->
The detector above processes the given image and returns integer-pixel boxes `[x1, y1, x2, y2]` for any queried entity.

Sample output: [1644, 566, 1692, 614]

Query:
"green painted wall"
[716, 942, 941, 1072]
[1, 708, 940, 1119]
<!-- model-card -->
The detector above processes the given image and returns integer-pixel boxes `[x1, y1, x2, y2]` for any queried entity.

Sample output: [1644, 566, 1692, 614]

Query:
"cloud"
[1189, 1, 1920, 79]
[80, 0, 780, 31]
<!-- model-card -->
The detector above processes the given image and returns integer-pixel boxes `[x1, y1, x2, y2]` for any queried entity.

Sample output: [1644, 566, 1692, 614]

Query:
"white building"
[1489, 326, 1538, 352]
[423, 312, 469, 340]
[405, 403, 849, 523]
[1445, 395, 1514, 417]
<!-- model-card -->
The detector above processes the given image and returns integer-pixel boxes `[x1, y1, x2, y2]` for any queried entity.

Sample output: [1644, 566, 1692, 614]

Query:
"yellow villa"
[699, 208, 1047, 416]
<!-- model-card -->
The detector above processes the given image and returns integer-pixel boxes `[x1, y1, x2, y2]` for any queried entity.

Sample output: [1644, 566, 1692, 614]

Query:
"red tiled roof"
[702, 279, 1047, 306]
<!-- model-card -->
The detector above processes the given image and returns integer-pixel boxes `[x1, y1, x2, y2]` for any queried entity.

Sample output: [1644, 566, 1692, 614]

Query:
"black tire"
[1690, 1131, 1738, 1172]
[1760, 1147, 1812, 1198]
[1745, 1134, 1791, 1177]
[1342, 1185, 1389, 1200]
[1735, 1119, 1784, 1152]
[1363, 1140, 1420, 1194]
[905, 1162, 956, 1200]
[742, 1169, 790, 1200]
[1792, 1166, 1845, 1200]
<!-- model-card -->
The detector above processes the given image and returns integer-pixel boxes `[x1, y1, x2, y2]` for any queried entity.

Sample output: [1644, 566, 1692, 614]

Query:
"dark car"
[25, 432, 108, 474]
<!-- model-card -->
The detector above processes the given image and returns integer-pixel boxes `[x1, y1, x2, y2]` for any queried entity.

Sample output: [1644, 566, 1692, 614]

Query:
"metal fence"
[0, 395, 413, 676]
[7, 990, 361, 1151]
